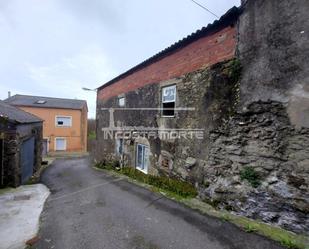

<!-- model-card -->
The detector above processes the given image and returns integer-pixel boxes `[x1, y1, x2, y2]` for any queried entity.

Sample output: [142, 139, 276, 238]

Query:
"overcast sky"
[0, 0, 240, 118]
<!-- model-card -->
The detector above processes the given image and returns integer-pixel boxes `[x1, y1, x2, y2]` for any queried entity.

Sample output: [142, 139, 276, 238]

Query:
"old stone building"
[0, 101, 43, 187]
[96, 0, 309, 234]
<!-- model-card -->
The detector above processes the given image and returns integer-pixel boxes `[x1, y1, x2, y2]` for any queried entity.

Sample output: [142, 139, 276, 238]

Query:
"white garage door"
[55, 138, 66, 151]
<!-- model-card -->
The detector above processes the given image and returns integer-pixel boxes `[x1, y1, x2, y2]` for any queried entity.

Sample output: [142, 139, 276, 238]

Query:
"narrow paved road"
[34, 157, 284, 249]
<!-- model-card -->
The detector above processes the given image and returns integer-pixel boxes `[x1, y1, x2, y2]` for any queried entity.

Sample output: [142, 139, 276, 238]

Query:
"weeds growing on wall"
[240, 166, 261, 188]
[96, 159, 120, 170]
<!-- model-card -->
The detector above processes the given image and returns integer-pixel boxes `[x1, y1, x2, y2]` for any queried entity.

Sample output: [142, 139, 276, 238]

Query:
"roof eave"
[97, 6, 241, 91]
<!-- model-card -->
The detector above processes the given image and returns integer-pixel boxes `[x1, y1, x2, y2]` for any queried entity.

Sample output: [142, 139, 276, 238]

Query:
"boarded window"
[162, 85, 176, 117]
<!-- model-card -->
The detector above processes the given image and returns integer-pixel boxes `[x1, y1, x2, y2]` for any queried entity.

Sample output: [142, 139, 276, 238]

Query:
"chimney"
[8, 91, 11, 98]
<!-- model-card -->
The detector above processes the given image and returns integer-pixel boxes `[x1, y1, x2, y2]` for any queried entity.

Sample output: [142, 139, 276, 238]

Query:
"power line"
[189, 0, 219, 18]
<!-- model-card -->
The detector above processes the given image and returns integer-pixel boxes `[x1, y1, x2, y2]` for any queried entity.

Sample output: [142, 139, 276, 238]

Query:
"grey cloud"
[0, 0, 10, 11]
[0, 0, 240, 118]
[57, 0, 126, 31]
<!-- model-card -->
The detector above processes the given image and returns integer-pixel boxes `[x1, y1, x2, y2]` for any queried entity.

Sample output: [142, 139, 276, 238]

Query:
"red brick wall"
[98, 26, 236, 101]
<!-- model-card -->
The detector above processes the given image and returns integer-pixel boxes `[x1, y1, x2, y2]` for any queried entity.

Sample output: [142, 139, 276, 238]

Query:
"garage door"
[21, 137, 35, 184]
[55, 138, 66, 151]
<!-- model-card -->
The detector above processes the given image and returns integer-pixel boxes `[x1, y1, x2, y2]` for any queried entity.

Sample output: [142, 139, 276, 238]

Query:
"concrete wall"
[19, 107, 87, 152]
[238, 0, 309, 128]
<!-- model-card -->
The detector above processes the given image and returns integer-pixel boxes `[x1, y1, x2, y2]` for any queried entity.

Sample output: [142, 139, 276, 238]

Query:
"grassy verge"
[182, 198, 308, 249]
[93, 163, 309, 249]
[95, 162, 197, 198]
[120, 167, 197, 198]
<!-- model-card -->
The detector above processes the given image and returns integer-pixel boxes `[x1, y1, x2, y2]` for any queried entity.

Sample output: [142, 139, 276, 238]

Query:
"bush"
[95, 159, 120, 171]
[120, 167, 197, 198]
[95, 162, 197, 198]
[240, 167, 260, 188]
[88, 131, 96, 140]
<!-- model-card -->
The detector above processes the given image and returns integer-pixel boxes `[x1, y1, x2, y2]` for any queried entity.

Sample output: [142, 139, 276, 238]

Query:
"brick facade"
[97, 26, 236, 100]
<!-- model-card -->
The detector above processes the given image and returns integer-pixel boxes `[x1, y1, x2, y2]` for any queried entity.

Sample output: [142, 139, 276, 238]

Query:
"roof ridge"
[12, 94, 86, 102]
[4, 94, 88, 111]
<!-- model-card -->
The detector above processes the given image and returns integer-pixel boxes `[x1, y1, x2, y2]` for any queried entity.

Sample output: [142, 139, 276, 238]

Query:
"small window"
[118, 97, 125, 107]
[35, 100, 46, 104]
[162, 85, 176, 117]
[56, 116, 72, 127]
[136, 144, 149, 173]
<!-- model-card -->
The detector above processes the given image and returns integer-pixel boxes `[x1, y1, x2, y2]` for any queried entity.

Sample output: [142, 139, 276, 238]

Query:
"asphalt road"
[34, 157, 284, 249]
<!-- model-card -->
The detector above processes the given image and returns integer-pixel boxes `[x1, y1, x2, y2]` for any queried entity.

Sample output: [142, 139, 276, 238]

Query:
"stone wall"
[2, 130, 20, 187]
[215, 0, 309, 233]
[1, 121, 43, 187]
[95, 60, 239, 172]
[199, 101, 309, 233]
[96, 57, 308, 234]
[95, 0, 309, 235]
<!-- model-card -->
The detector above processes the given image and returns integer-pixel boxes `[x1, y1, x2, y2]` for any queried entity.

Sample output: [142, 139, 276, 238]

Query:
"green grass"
[183, 198, 309, 249]
[227, 217, 307, 249]
[280, 237, 302, 249]
[121, 167, 197, 198]
[244, 223, 258, 233]
[95, 160, 120, 170]
[0, 187, 15, 195]
[95, 162, 197, 198]
[88, 131, 96, 140]
[220, 214, 231, 222]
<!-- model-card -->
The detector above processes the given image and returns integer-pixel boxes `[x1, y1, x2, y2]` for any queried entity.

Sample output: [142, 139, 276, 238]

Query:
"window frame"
[116, 138, 124, 155]
[118, 96, 125, 107]
[135, 144, 149, 174]
[161, 84, 176, 117]
[55, 115, 72, 127]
